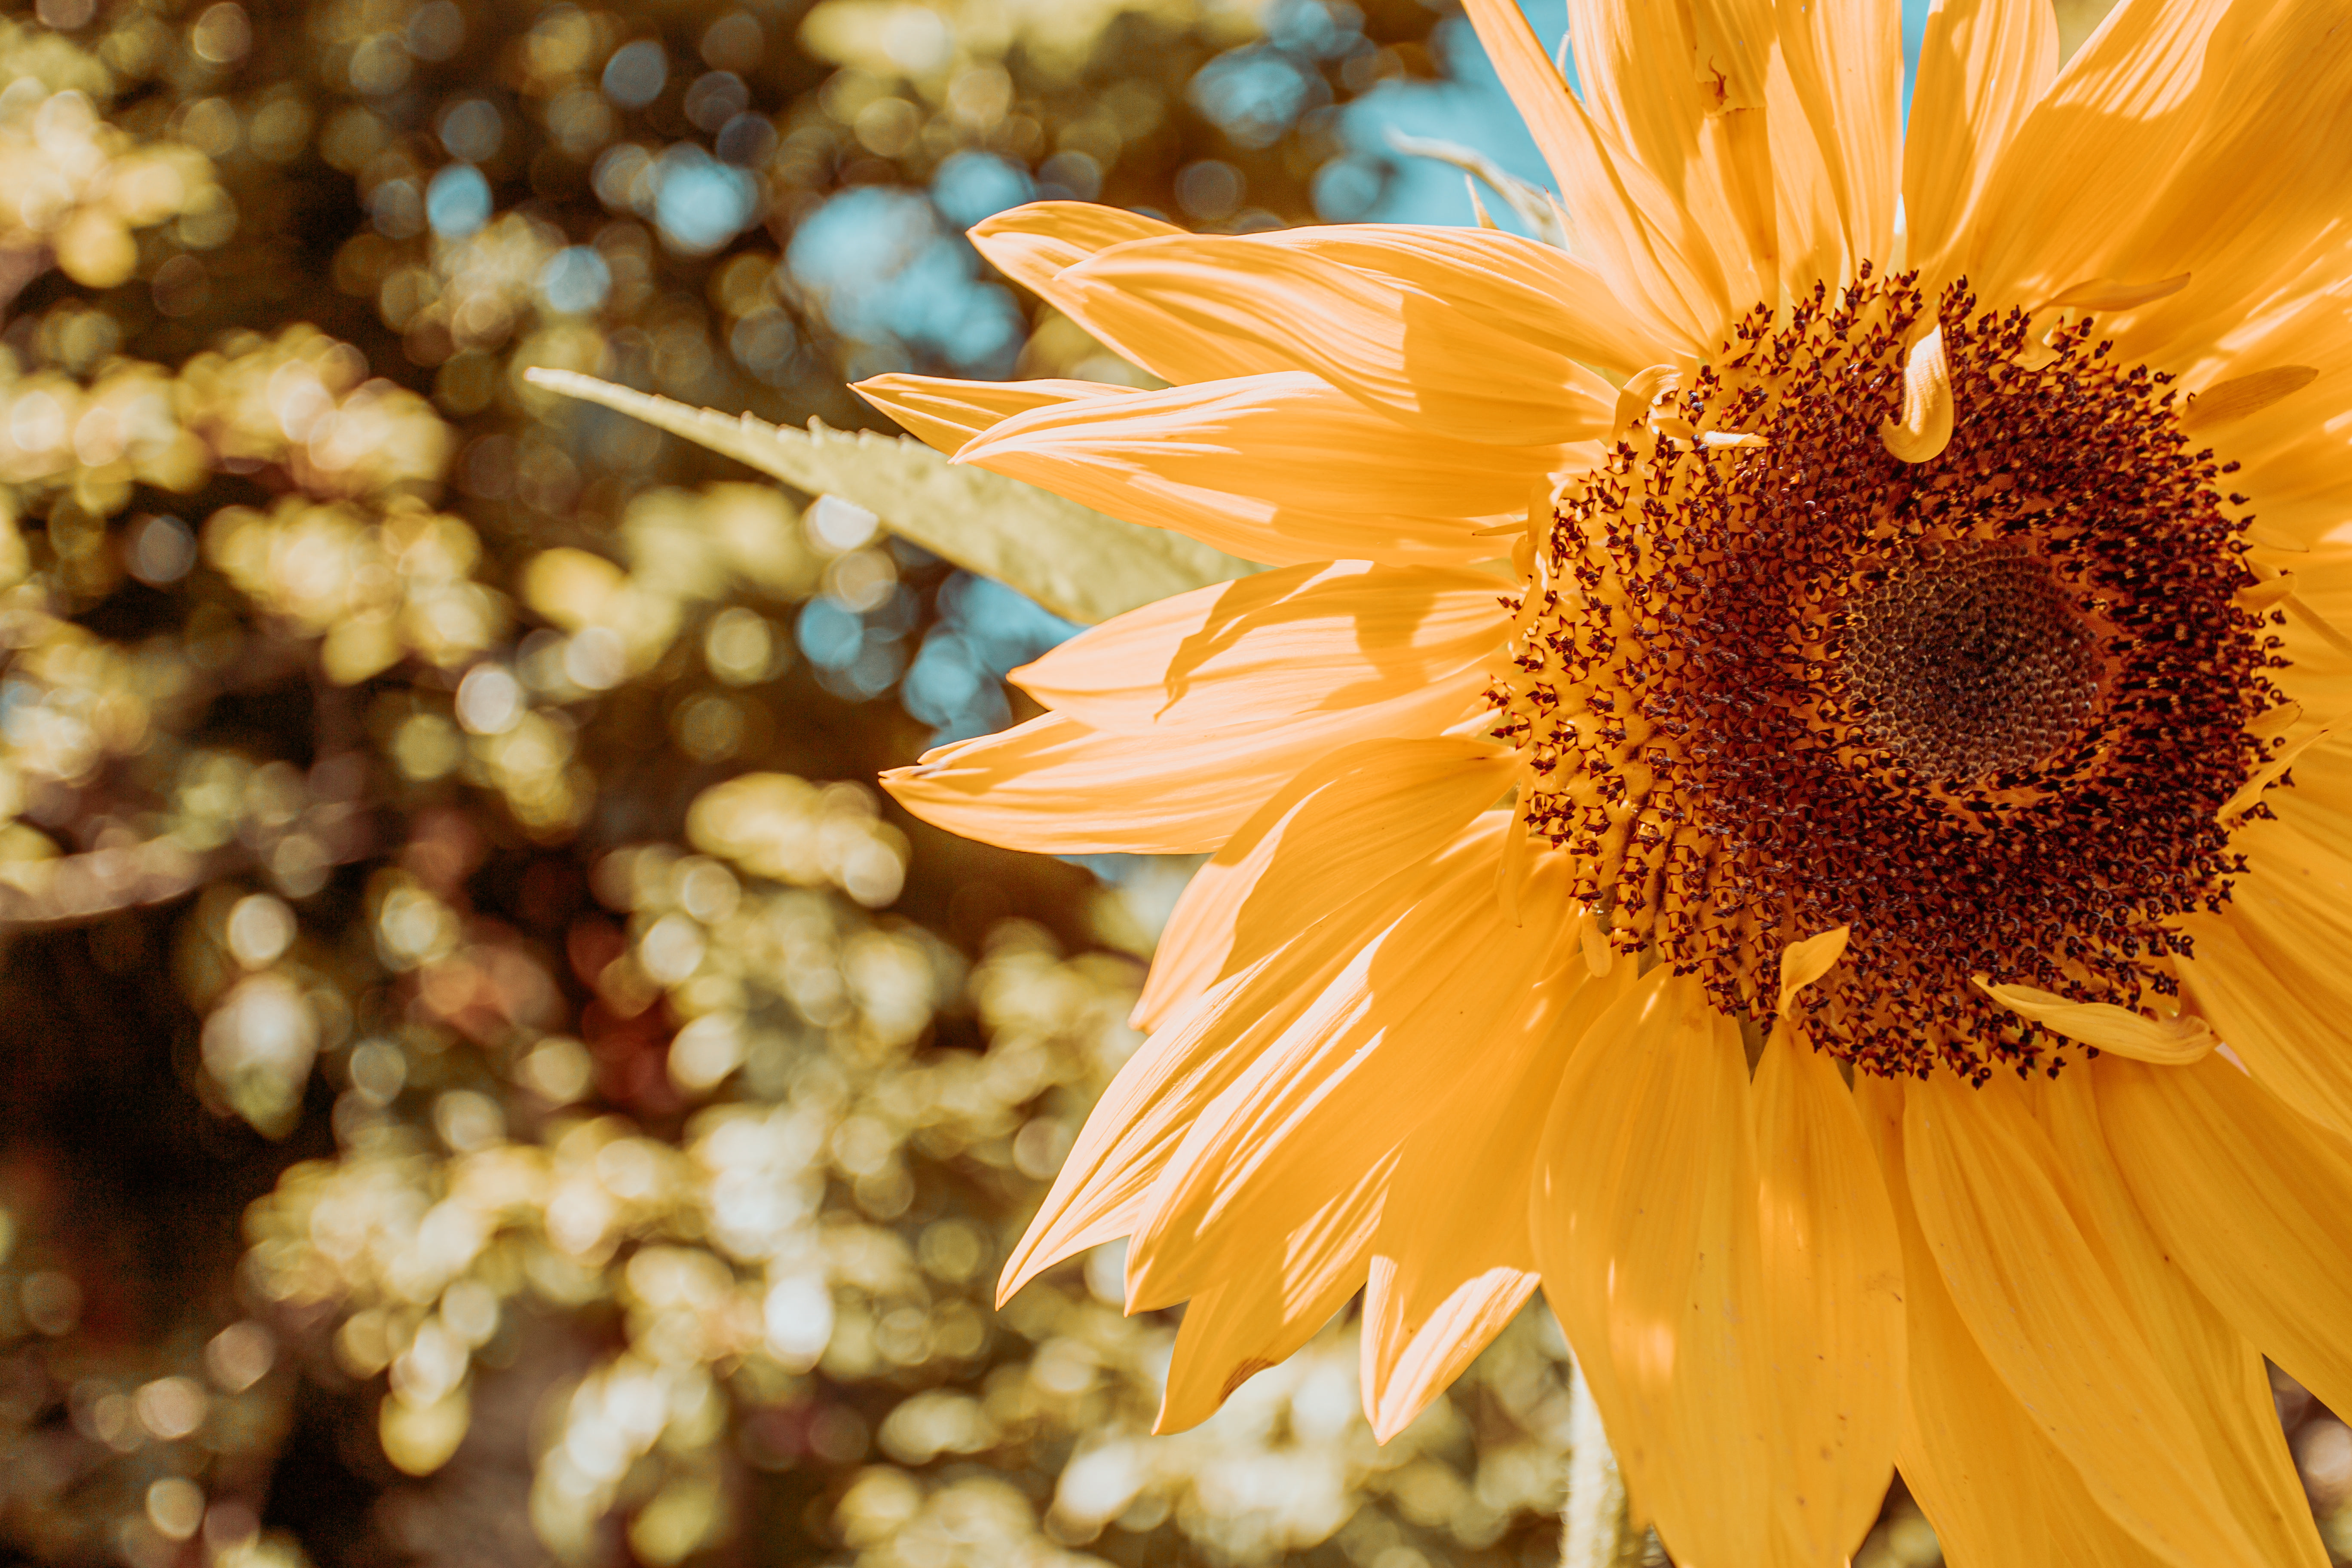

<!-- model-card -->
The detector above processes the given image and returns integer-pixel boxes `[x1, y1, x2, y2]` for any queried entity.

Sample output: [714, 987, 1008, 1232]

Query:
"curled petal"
[1776, 924, 1852, 1017]
[1972, 979, 2214, 1064]
[2180, 365, 2321, 434]
[1879, 326, 1954, 464]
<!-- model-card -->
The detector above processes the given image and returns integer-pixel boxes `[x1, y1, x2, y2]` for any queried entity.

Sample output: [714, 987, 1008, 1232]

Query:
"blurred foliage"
[0, 0, 1640, 1565]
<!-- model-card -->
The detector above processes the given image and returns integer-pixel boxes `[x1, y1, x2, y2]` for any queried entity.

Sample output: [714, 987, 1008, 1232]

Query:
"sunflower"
[858, 2, 2352, 1563]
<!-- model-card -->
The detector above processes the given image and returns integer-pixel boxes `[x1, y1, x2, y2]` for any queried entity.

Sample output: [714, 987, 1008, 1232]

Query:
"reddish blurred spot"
[403, 808, 485, 895]
[582, 998, 680, 1116]
[567, 919, 626, 987]
[518, 859, 584, 929]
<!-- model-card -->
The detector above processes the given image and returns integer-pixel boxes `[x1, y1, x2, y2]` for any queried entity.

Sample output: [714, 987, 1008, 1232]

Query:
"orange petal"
[1532, 969, 1775, 1568]
[1004, 841, 1477, 1304]
[1459, 0, 1726, 348]
[1010, 559, 1511, 735]
[1360, 963, 1634, 1441]
[1951, 0, 2237, 308]
[1855, 1073, 2211, 1568]
[2177, 812, 2352, 1141]
[959, 373, 1572, 567]
[2098, 1053, 2352, 1424]
[1127, 829, 1583, 1311]
[884, 663, 1480, 855]
[1054, 236, 1617, 448]
[1266, 223, 1678, 376]
[966, 202, 1278, 385]
[1902, 1070, 2265, 1568]
[1772, 0, 1902, 284]
[1134, 735, 1516, 1031]
[853, 374, 1140, 456]
[1752, 1022, 1903, 1564]
[967, 201, 1181, 292]
[1903, 0, 2058, 287]
[1152, 1152, 1390, 1435]
[2039, 1069, 2331, 1568]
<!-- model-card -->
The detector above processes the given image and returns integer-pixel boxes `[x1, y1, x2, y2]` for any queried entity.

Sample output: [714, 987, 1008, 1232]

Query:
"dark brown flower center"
[1488, 270, 2281, 1081]
[1841, 545, 2103, 783]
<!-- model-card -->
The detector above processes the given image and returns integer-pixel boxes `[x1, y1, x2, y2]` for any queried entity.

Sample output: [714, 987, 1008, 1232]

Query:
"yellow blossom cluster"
[801, 0, 1262, 118]
[175, 326, 451, 500]
[520, 482, 819, 689]
[204, 499, 506, 684]
[0, 24, 227, 289]
[0, 316, 471, 919]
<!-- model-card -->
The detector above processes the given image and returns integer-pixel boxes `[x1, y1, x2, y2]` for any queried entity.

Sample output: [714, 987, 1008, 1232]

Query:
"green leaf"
[523, 368, 1256, 626]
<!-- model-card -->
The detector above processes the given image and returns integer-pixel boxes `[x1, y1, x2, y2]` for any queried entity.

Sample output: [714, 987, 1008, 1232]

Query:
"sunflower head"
[842, 3, 2352, 1565]
[1489, 270, 2281, 1079]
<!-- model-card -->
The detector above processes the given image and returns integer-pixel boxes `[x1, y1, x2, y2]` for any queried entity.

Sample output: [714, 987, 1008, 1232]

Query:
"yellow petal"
[2177, 808, 2352, 1140]
[1772, 0, 1903, 283]
[1904, 0, 2059, 286]
[2098, 1053, 2352, 1423]
[885, 667, 1479, 856]
[1363, 1262, 1535, 1443]
[1267, 223, 1679, 376]
[2079, 0, 2352, 368]
[1856, 1073, 2197, 1568]
[998, 970, 1271, 1305]
[1751, 1022, 1904, 1565]
[852, 374, 1139, 456]
[1054, 235, 1619, 448]
[1775, 924, 1851, 1017]
[1134, 735, 1516, 1030]
[2179, 365, 2321, 434]
[1612, 364, 1681, 440]
[1364, 959, 1637, 1448]
[1951, 0, 2237, 308]
[1902, 1070, 2266, 1568]
[1532, 969, 1775, 1568]
[966, 202, 1284, 386]
[958, 373, 1574, 567]
[2039, 1069, 2331, 1568]
[1010, 559, 1510, 735]
[1684, 0, 1773, 109]
[1360, 965, 1635, 1441]
[2177, 915, 2352, 1143]
[1004, 841, 1481, 1304]
[1879, 325, 1954, 465]
[2039, 273, 2192, 312]
[1458, 0, 1726, 349]
[1127, 831, 1583, 1311]
[1970, 978, 2214, 1064]
[1761, 46, 1844, 299]
[967, 201, 1181, 294]
[1153, 1152, 1390, 1434]
[1554, 2, 1772, 308]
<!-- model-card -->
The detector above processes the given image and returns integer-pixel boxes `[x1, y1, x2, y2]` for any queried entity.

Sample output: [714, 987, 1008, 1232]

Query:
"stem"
[1562, 1360, 1648, 1568]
